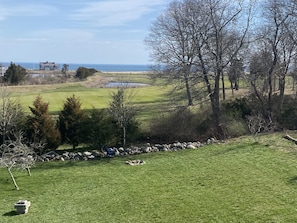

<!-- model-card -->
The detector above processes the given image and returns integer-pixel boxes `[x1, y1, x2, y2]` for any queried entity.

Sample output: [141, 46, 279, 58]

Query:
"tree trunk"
[284, 134, 297, 144]
[221, 71, 226, 101]
[267, 45, 278, 119]
[26, 167, 31, 176]
[278, 76, 285, 114]
[185, 75, 193, 106]
[212, 71, 225, 139]
[199, 52, 224, 139]
[250, 81, 267, 117]
[72, 140, 78, 150]
[235, 76, 239, 90]
[210, 94, 224, 138]
[123, 126, 126, 147]
[7, 166, 19, 190]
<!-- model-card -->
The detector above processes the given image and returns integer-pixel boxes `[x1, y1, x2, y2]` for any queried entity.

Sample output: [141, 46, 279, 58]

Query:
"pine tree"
[4, 62, 27, 85]
[58, 95, 86, 150]
[25, 95, 61, 154]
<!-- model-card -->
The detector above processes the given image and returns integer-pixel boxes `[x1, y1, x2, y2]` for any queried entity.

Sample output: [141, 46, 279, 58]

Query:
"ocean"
[0, 62, 151, 72]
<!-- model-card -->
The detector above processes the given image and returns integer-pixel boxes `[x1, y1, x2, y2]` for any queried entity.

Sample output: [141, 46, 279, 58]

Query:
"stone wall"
[37, 139, 216, 162]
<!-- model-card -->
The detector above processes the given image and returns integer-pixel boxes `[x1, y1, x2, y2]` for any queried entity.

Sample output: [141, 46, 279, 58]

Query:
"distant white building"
[39, 61, 60, 70]
[0, 64, 7, 76]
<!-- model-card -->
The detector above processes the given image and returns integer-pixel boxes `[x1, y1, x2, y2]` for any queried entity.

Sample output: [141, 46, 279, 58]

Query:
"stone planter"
[14, 200, 31, 214]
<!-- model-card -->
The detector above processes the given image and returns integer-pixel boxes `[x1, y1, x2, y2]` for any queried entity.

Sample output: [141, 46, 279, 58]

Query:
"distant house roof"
[39, 61, 60, 70]
[0, 65, 7, 75]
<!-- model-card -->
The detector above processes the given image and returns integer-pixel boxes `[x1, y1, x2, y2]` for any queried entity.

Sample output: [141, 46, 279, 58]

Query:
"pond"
[105, 82, 148, 88]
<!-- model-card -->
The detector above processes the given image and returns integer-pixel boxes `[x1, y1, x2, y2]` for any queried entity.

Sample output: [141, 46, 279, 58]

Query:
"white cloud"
[70, 0, 168, 27]
[0, 0, 171, 64]
[0, 3, 58, 20]
[15, 38, 48, 42]
[29, 28, 96, 43]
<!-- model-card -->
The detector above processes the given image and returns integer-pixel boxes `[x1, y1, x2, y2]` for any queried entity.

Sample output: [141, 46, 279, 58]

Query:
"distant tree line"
[1, 63, 98, 85]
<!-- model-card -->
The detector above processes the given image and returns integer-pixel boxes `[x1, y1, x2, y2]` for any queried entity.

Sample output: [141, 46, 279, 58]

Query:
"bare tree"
[109, 88, 137, 146]
[145, 0, 201, 106]
[0, 89, 24, 143]
[0, 132, 36, 190]
[247, 113, 274, 141]
[62, 64, 69, 82]
[250, 0, 297, 119]
[146, 0, 252, 138]
[228, 58, 244, 95]
[201, 0, 251, 137]
[0, 89, 39, 190]
[249, 49, 274, 117]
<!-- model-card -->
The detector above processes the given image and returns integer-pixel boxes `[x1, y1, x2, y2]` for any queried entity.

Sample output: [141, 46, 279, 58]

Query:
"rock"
[83, 151, 92, 156]
[114, 149, 120, 156]
[88, 155, 95, 159]
[207, 138, 216, 144]
[91, 150, 101, 157]
[142, 146, 151, 153]
[125, 160, 146, 166]
[152, 146, 159, 152]
[186, 144, 196, 149]
[35, 139, 209, 162]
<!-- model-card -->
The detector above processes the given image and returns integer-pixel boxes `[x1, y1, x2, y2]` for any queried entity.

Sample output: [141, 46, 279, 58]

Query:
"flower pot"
[14, 200, 31, 214]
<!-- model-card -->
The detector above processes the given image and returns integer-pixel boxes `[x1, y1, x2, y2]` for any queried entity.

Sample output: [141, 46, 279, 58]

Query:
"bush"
[4, 62, 27, 85]
[275, 95, 297, 130]
[75, 67, 98, 80]
[115, 119, 140, 147]
[80, 109, 117, 149]
[221, 97, 252, 120]
[148, 107, 213, 143]
[224, 119, 249, 138]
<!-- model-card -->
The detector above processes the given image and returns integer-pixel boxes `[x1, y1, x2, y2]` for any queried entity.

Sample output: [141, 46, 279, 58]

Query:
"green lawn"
[3, 74, 172, 130]
[1, 134, 297, 222]
[8, 84, 169, 112]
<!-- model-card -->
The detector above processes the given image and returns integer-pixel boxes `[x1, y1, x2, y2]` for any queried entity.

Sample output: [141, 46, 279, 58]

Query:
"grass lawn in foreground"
[1, 134, 297, 222]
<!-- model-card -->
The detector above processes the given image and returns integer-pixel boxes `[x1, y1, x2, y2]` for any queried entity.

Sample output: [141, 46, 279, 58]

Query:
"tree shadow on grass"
[210, 143, 249, 156]
[33, 156, 130, 171]
[3, 210, 17, 217]
[288, 176, 297, 185]
[33, 158, 104, 170]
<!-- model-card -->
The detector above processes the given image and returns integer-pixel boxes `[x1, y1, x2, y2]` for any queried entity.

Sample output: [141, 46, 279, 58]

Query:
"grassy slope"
[6, 73, 170, 113]
[1, 133, 297, 222]
[4, 73, 172, 130]
[3, 72, 249, 129]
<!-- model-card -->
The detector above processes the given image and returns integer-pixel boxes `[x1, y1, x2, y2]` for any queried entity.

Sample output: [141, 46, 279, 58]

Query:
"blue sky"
[0, 0, 171, 65]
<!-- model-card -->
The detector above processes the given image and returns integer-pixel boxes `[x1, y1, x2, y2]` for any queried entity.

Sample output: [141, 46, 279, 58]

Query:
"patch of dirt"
[82, 75, 114, 88]
[28, 70, 75, 75]
[125, 160, 146, 166]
